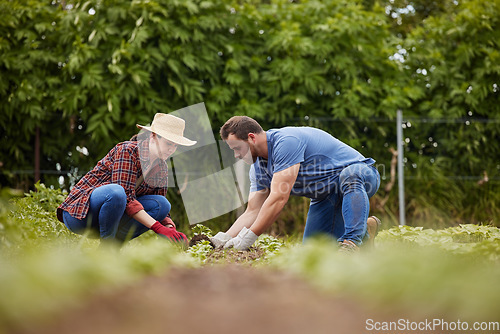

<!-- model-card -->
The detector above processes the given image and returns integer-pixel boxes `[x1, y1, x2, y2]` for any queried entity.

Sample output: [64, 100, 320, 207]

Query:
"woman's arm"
[132, 210, 174, 228]
[133, 208, 186, 243]
[131, 210, 157, 228]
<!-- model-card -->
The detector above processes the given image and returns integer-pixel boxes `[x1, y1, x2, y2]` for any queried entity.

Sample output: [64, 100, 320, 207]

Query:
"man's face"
[226, 133, 255, 165]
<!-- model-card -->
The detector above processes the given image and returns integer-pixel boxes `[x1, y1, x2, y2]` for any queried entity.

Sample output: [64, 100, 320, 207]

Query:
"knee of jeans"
[62, 211, 86, 234]
[106, 184, 127, 202]
[156, 196, 171, 219]
[366, 179, 380, 197]
[339, 166, 364, 190]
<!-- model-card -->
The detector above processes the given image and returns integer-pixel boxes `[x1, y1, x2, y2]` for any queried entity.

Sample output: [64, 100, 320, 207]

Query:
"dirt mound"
[189, 235, 266, 264]
[11, 266, 374, 334]
[205, 248, 266, 264]
[188, 234, 215, 248]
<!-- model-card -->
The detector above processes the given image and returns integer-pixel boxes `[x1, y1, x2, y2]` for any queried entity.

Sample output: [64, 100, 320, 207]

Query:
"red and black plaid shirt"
[57, 140, 169, 221]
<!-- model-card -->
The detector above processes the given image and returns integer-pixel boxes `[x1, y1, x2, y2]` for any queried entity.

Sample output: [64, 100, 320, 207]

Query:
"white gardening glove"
[209, 231, 232, 249]
[224, 227, 258, 251]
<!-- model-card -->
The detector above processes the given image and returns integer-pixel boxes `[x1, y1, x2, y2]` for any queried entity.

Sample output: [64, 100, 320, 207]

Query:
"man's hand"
[150, 221, 188, 245]
[209, 232, 232, 248]
[224, 227, 258, 251]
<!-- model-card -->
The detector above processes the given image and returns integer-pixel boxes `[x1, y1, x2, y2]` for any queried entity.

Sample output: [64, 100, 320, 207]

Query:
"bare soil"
[10, 265, 377, 334]
[188, 234, 268, 264]
[188, 234, 215, 248]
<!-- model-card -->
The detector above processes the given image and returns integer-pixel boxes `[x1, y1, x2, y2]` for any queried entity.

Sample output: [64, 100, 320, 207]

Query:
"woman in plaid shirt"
[57, 113, 196, 244]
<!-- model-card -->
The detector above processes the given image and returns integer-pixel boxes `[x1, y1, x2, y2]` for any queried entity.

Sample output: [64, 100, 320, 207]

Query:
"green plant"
[254, 234, 284, 256]
[2, 185, 500, 332]
[0, 185, 196, 330]
[191, 224, 213, 238]
[0, 238, 195, 330]
[187, 240, 214, 263]
[3, 182, 75, 251]
[271, 224, 500, 320]
[377, 224, 500, 259]
[186, 224, 285, 263]
[23, 182, 67, 212]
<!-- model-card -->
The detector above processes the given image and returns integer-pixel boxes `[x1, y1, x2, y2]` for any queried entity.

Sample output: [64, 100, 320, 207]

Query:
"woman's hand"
[150, 221, 188, 245]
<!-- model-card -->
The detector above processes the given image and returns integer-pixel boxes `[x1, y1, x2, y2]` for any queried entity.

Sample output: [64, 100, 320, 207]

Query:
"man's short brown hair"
[220, 116, 264, 140]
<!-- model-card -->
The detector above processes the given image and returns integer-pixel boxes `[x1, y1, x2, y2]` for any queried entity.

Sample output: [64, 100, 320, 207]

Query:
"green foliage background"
[1, 0, 499, 228]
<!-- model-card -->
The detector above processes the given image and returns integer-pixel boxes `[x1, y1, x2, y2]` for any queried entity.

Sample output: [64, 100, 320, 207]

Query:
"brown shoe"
[338, 240, 360, 254]
[366, 216, 381, 247]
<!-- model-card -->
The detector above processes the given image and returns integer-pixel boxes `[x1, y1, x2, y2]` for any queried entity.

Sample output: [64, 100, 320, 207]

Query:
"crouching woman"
[57, 113, 196, 244]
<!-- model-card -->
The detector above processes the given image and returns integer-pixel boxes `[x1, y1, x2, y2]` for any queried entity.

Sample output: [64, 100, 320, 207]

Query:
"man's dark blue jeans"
[303, 163, 380, 245]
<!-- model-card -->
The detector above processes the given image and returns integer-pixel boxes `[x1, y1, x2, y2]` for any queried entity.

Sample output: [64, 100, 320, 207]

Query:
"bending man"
[211, 116, 381, 252]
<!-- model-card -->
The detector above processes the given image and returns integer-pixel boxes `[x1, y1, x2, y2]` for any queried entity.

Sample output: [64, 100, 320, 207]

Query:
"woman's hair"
[130, 132, 155, 142]
[220, 116, 263, 141]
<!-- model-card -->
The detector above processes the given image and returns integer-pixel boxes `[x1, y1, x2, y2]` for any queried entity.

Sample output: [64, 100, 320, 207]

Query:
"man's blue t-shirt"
[249, 127, 375, 200]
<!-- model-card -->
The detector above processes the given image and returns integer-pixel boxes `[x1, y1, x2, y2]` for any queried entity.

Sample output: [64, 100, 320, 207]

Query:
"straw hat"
[136, 113, 197, 146]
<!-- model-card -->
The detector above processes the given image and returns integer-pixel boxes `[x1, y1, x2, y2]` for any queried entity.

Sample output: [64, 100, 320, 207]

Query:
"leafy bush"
[1, 182, 76, 252]
[378, 224, 500, 260]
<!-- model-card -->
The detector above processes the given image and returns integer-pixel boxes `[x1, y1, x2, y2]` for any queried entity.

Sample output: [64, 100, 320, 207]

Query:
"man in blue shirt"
[211, 116, 381, 252]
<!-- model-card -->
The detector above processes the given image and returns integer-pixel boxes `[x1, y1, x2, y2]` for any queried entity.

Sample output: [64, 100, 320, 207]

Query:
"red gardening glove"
[150, 221, 188, 245]
[159, 216, 176, 229]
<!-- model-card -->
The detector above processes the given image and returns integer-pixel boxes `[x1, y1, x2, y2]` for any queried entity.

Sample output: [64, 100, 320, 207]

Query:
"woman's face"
[150, 134, 178, 160]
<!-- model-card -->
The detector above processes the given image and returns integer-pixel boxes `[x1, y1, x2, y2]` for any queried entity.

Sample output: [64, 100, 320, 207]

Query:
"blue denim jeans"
[62, 184, 171, 242]
[303, 163, 380, 245]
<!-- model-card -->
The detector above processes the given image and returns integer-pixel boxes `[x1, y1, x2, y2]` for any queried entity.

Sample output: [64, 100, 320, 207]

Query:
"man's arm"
[226, 188, 269, 237]
[249, 163, 300, 235]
